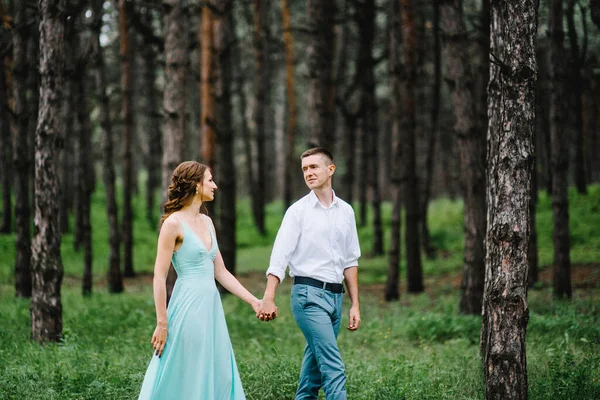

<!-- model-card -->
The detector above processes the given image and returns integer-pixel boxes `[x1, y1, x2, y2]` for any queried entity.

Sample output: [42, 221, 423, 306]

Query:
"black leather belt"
[293, 276, 345, 293]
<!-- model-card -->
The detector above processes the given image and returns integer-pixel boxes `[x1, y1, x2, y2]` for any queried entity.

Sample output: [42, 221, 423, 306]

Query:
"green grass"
[0, 185, 599, 399]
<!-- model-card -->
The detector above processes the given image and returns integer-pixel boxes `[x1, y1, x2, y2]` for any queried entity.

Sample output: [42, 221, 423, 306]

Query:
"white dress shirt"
[266, 191, 361, 284]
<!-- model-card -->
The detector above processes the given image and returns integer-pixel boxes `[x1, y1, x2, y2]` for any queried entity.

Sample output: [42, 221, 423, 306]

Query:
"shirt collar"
[309, 190, 339, 209]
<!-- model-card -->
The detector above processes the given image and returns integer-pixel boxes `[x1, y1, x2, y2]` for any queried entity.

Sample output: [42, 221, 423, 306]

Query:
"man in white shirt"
[258, 147, 361, 400]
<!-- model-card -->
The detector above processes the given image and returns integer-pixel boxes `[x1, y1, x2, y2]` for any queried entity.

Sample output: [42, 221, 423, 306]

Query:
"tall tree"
[420, 0, 442, 259]
[118, 0, 135, 277]
[91, 0, 123, 293]
[31, 0, 66, 342]
[400, 0, 424, 293]
[386, 0, 402, 302]
[481, 0, 538, 397]
[567, 0, 588, 194]
[0, 3, 11, 234]
[12, 0, 32, 297]
[550, 0, 572, 299]
[357, 0, 383, 256]
[201, 2, 215, 169]
[212, 0, 236, 274]
[440, 0, 486, 315]
[251, 0, 266, 235]
[281, 0, 297, 210]
[306, 0, 336, 150]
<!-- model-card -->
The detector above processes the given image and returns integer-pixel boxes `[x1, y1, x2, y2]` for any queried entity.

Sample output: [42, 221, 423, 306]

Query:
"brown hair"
[160, 161, 209, 226]
[301, 147, 334, 165]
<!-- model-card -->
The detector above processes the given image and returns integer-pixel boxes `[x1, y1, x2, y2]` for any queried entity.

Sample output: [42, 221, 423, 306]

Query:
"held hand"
[151, 324, 168, 357]
[257, 298, 278, 322]
[347, 306, 361, 331]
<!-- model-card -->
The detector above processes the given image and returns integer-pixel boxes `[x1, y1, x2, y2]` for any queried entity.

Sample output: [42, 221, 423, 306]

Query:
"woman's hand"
[151, 323, 168, 357]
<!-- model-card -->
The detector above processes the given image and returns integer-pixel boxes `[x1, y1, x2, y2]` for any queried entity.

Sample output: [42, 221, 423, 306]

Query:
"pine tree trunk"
[567, 0, 587, 195]
[282, 0, 297, 210]
[12, 0, 32, 297]
[0, 21, 11, 233]
[549, 0, 572, 299]
[213, 0, 236, 275]
[77, 75, 93, 296]
[142, 8, 162, 225]
[528, 165, 539, 288]
[31, 0, 66, 343]
[400, 0, 424, 293]
[118, 0, 135, 278]
[386, 0, 402, 302]
[201, 3, 215, 169]
[482, 0, 537, 397]
[420, 0, 441, 259]
[440, 0, 486, 315]
[251, 0, 266, 235]
[306, 0, 336, 150]
[358, 0, 383, 256]
[92, 0, 122, 293]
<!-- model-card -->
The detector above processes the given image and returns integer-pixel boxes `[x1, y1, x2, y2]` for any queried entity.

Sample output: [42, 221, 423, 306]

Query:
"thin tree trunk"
[201, 3, 215, 169]
[92, 0, 122, 293]
[528, 161, 539, 288]
[77, 73, 93, 296]
[12, 0, 32, 297]
[31, 0, 66, 343]
[482, 1, 537, 397]
[306, 0, 336, 150]
[386, 0, 402, 302]
[251, 0, 266, 235]
[420, 0, 441, 259]
[163, 0, 190, 302]
[400, 0, 424, 293]
[358, 123, 368, 227]
[0, 17, 11, 233]
[213, 0, 236, 275]
[440, 0, 486, 315]
[118, 0, 135, 278]
[567, 0, 587, 194]
[282, 0, 297, 210]
[550, 0, 572, 299]
[142, 14, 162, 225]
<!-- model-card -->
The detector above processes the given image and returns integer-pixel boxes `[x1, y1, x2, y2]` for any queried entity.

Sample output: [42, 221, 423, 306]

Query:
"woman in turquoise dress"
[139, 161, 274, 400]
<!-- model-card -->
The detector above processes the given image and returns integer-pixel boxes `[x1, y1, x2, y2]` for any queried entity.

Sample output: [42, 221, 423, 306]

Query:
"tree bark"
[550, 0, 572, 299]
[12, 0, 32, 297]
[440, 0, 486, 315]
[31, 0, 66, 343]
[420, 0, 441, 260]
[212, 0, 236, 275]
[400, 0, 424, 293]
[282, 0, 297, 210]
[528, 162, 539, 288]
[251, 0, 266, 235]
[0, 11, 11, 233]
[118, 0, 135, 278]
[91, 0, 122, 293]
[482, 0, 537, 397]
[567, 0, 587, 194]
[357, 0, 383, 256]
[201, 2, 215, 169]
[306, 0, 336, 150]
[386, 0, 402, 302]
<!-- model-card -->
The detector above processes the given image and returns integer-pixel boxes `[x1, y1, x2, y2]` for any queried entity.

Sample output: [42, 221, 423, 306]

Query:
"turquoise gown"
[138, 216, 245, 400]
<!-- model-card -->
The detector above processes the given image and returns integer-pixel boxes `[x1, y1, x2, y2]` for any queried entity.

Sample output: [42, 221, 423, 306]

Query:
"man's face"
[301, 154, 335, 190]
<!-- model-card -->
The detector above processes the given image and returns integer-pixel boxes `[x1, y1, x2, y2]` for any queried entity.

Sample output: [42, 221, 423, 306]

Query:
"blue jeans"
[291, 284, 346, 400]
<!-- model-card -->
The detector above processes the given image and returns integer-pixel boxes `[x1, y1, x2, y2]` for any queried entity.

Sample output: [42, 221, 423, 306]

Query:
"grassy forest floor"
[0, 186, 599, 399]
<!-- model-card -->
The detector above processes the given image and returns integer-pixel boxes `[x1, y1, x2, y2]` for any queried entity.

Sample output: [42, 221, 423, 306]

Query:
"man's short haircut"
[301, 147, 334, 165]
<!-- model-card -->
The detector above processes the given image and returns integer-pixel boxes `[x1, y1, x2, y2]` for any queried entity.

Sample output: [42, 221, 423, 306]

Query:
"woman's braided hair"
[160, 161, 209, 227]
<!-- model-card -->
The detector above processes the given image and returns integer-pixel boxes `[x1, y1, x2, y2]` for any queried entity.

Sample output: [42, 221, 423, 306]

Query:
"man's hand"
[347, 306, 361, 331]
[257, 298, 278, 321]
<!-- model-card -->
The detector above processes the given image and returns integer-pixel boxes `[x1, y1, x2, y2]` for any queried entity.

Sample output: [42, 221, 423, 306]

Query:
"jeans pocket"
[291, 285, 309, 310]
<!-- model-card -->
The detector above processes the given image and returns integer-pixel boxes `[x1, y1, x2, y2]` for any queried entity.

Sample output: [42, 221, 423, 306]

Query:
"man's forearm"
[344, 266, 359, 307]
[263, 274, 281, 300]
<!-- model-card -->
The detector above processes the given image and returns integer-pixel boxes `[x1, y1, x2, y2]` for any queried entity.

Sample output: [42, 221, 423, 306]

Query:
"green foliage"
[0, 185, 599, 398]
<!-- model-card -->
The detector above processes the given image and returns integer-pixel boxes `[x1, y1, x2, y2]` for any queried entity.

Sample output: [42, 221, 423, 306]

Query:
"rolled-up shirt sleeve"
[344, 209, 361, 269]
[266, 207, 301, 282]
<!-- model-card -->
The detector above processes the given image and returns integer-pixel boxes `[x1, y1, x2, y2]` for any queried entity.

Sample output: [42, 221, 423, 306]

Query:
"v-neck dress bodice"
[138, 215, 245, 400]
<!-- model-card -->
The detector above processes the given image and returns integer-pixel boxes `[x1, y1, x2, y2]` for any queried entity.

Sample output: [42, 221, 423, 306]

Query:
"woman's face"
[197, 170, 217, 202]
